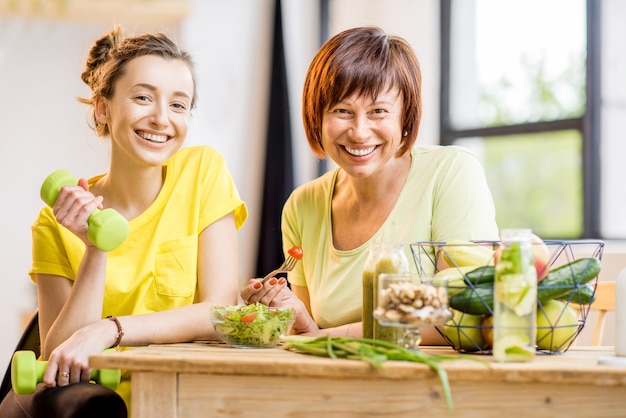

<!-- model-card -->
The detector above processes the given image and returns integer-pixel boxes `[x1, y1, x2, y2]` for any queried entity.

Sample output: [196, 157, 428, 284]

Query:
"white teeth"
[138, 131, 168, 143]
[345, 145, 376, 156]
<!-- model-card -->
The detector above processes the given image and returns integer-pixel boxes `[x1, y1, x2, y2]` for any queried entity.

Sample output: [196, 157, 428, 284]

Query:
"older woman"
[242, 26, 498, 342]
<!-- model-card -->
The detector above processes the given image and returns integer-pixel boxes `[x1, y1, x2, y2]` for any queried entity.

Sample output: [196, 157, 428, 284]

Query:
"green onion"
[282, 335, 487, 411]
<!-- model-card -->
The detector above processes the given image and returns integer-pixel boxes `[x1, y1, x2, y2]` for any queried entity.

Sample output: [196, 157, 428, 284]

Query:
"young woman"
[0, 26, 247, 417]
[241, 26, 498, 342]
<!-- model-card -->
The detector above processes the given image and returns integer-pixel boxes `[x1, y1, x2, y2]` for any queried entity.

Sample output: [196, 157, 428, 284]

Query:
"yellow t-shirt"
[281, 145, 498, 329]
[29, 145, 247, 409]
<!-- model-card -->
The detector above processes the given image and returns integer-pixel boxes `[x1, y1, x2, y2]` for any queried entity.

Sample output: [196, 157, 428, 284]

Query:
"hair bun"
[81, 26, 124, 87]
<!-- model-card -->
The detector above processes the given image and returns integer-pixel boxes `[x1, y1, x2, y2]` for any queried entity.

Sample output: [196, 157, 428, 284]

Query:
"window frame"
[439, 0, 602, 238]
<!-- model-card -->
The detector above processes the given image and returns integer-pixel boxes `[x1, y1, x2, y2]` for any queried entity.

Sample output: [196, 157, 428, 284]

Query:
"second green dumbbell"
[40, 169, 129, 252]
[11, 350, 121, 395]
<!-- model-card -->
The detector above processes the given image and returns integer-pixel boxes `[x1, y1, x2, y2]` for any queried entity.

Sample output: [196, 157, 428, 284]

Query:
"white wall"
[601, 0, 626, 238]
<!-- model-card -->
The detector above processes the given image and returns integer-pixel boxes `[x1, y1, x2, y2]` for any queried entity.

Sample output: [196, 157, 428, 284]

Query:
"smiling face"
[321, 86, 405, 179]
[96, 54, 195, 168]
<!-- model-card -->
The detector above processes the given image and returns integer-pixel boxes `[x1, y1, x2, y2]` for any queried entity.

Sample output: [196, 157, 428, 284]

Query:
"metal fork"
[261, 255, 299, 283]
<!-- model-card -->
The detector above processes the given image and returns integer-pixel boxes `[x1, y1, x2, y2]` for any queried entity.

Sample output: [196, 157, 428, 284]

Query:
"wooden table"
[90, 343, 626, 418]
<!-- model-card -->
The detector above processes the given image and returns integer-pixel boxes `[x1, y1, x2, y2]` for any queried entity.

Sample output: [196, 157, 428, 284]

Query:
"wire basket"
[410, 240, 604, 354]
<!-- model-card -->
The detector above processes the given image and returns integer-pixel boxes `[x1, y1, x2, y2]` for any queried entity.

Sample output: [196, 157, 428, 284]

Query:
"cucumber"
[449, 286, 494, 315]
[447, 265, 500, 315]
[465, 266, 496, 286]
[537, 257, 601, 303]
[555, 283, 597, 305]
[448, 258, 601, 315]
[435, 266, 495, 296]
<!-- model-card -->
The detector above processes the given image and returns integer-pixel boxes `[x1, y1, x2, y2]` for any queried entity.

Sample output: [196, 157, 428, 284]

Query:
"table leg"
[131, 372, 177, 418]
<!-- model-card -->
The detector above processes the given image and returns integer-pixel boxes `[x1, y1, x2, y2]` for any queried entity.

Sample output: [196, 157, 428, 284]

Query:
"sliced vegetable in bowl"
[211, 303, 295, 348]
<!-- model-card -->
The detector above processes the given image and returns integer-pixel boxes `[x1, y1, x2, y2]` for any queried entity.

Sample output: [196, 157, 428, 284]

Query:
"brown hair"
[302, 26, 422, 159]
[79, 26, 197, 137]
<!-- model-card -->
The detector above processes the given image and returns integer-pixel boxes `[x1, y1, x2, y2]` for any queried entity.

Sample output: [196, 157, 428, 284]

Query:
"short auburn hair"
[302, 26, 422, 159]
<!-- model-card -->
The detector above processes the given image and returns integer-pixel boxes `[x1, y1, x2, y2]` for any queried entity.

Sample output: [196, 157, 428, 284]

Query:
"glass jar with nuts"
[374, 273, 452, 348]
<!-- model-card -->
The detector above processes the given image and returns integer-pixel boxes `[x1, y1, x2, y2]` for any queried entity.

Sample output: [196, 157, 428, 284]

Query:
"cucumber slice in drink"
[493, 333, 534, 362]
[495, 242, 537, 317]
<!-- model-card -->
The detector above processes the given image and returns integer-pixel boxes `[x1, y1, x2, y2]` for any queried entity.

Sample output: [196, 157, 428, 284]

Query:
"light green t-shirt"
[29, 145, 247, 409]
[281, 145, 498, 329]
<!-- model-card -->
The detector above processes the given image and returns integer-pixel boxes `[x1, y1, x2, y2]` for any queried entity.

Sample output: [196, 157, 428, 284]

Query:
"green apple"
[442, 310, 487, 352]
[536, 299, 579, 351]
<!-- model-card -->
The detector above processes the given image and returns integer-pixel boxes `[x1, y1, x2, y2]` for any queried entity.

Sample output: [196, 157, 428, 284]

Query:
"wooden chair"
[588, 281, 616, 346]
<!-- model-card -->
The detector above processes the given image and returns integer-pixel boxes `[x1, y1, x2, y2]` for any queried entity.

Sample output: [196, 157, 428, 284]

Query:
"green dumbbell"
[11, 350, 121, 395]
[40, 169, 129, 252]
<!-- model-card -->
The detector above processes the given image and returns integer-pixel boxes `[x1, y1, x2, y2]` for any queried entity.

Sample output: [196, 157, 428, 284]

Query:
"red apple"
[494, 234, 550, 282]
[435, 248, 449, 271]
[493, 244, 503, 265]
[531, 233, 550, 281]
[481, 315, 494, 348]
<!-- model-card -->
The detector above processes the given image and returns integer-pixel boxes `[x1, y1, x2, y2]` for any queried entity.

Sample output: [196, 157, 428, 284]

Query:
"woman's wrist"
[292, 311, 318, 334]
[106, 316, 124, 350]
[82, 245, 108, 262]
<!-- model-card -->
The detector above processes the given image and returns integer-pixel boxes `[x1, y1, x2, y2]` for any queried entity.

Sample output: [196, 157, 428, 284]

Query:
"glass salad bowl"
[211, 303, 295, 348]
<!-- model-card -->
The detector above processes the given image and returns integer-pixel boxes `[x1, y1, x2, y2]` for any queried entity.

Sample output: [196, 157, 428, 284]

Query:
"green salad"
[211, 303, 295, 348]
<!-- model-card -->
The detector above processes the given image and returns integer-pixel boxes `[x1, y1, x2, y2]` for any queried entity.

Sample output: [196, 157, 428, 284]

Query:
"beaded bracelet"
[106, 315, 124, 351]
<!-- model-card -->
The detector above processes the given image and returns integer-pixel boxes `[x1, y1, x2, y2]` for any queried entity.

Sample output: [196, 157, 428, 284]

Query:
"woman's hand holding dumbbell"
[40, 169, 129, 251]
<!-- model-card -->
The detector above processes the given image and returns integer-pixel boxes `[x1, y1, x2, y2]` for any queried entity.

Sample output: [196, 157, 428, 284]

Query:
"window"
[441, 0, 600, 238]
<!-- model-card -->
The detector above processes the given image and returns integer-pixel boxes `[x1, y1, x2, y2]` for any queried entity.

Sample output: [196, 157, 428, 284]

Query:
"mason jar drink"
[372, 242, 410, 343]
[362, 243, 382, 339]
[493, 229, 537, 362]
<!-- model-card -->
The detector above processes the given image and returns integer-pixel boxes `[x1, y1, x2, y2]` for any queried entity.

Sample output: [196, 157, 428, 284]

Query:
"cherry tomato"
[239, 313, 257, 323]
[288, 246, 303, 260]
